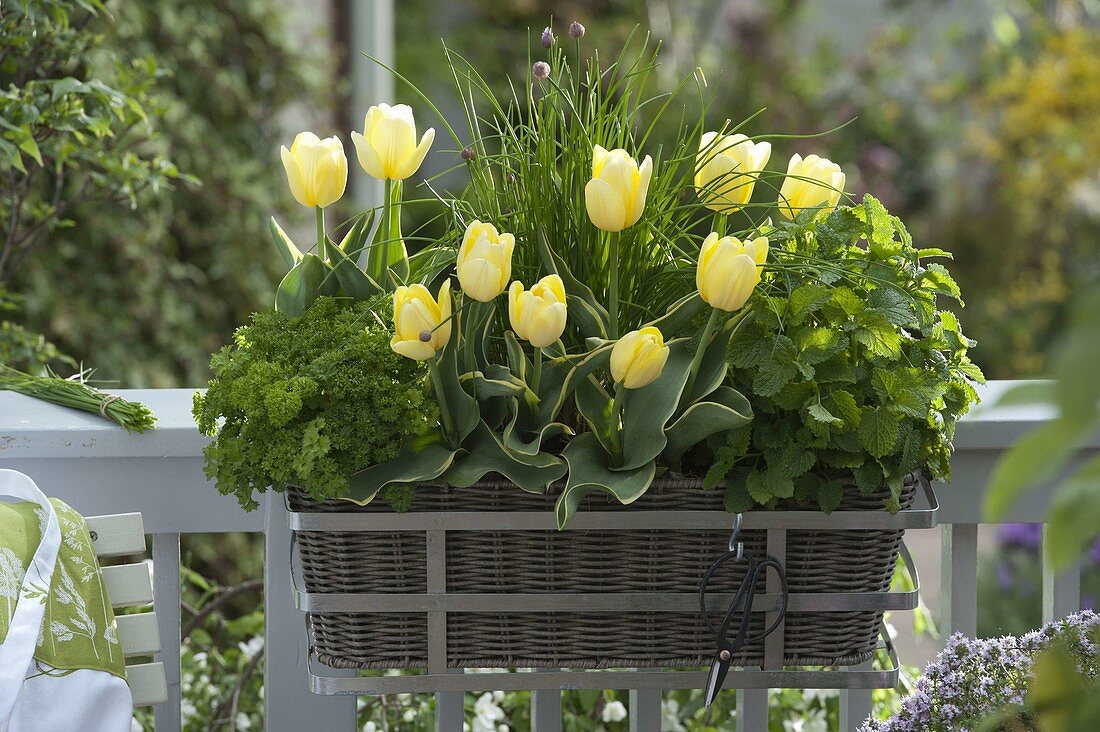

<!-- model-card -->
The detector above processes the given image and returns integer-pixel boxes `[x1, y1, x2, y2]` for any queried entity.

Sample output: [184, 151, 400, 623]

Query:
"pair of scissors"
[699, 516, 789, 708]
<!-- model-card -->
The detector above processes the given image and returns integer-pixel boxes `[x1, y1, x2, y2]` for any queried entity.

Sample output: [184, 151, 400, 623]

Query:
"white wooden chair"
[87, 512, 170, 709]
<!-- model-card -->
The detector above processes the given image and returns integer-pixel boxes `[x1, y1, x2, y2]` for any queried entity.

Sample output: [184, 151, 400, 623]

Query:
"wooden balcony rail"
[0, 381, 1093, 731]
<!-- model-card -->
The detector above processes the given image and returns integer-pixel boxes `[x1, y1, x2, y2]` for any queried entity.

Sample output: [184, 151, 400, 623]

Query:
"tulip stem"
[531, 347, 543, 394]
[715, 213, 728, 237]
[610, 387, 626, 459]
[463, 300, 480, 374]
[381, 179, 393, 278]
[685, 308, 722, 401]
[429, 359, 457, 448]
[609, 231, 620, 339]
[315, 206, 326, 262]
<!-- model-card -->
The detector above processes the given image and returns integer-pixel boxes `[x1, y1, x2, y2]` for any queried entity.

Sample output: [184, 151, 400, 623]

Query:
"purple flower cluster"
[862, 610, 1100, 732]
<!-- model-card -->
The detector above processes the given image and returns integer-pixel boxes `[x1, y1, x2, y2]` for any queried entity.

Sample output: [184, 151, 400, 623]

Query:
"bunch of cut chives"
[0, 365, 156, 433]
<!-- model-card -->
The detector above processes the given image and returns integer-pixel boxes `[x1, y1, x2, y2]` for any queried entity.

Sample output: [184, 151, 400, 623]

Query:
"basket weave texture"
[290, 476, 916, 670]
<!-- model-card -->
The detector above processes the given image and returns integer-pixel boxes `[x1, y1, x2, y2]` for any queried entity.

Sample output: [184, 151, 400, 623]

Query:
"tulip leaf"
[435, 319, 480, 448]
[345, 428, 457, 504]
[443, 420, 566, 493]
[365, 187, 410, 285]
[501, 409, 573, 463]
[328, 240, 383, 301]
[574, 375, 616, 456]
[685, 314, 742, 404]
[504, 330, 530, 382]
[650, 292, 707, 338]
[617, 342, 692, 470]
[338, 210, 377, 261]
[536, 343, 614, 425]
[269, 216, 303, 270]
[460, 367, 530, 399]
[274, 254, 335, 316]
[663, 386, 753, 466]
[556, 432, 656, 529]
[537, 227, 610, 338]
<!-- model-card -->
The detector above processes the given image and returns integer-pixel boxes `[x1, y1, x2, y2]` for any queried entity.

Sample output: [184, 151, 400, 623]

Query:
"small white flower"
[475, 693, 505, 721]
[131, 718, 144, 732]
[403, 709, 416, 722]
[492, 690, 505, 703]
[180, 699, 197, 722]
[363, 722, 377, 732]
[602, 700, 628, 723]
[236, 713, 252, 730]
[498, 726, 509, 732]
[238, 636, 264, 660]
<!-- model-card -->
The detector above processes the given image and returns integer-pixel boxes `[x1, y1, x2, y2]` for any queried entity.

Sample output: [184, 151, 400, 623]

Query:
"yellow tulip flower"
[351, 103, 435, 181]
[695, 132, 771, 213]
[456, 220, 515, 302]
[696, 232, 766, 312]
[778, 153, 846, 219]
[508, 274, 568, 348]
[280, 132, 348, 209]
[584, 145, 654, 232]
[611, 327, 670, 389]
[390, 280, 452, 361]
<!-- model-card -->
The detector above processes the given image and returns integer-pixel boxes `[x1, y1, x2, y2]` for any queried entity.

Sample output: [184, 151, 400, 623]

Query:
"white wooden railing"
[0, 381, 1091, 731]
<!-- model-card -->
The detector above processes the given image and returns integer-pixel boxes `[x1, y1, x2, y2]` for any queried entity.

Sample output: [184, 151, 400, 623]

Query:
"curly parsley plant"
[193, 297, 437, 509]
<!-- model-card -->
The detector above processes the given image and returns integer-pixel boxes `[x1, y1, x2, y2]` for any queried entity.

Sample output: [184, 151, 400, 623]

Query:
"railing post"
[427, 529, 464, 732]
[940, 523, 978, 638]
[152, 532, 182, 732]
[1042, 523, 1081, 623]
[531, 679, 562, 732]
[628, 689, 661, 732]
[839, 663, 873, 731]
[264, 498, 356, 729]
[736, 689, 768, 732]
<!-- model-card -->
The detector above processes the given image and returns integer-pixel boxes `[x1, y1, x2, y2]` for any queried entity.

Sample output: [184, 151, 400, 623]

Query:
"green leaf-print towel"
[0, 498, 127, 679]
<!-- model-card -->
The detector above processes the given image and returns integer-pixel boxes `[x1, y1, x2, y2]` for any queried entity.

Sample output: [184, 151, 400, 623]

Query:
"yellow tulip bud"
[584, 145, 654, 232]
[778, 153, 846, 219]
[456, 220, 515, 302]
[351, 103, 436, 181]
[508, 275, 568, 348]
[279, 132, 348, 209]
[695, 132, 771, 213]
[390, 280, 452, 361]
[611, 327, 670, 389]
[696, 232, 766, 312]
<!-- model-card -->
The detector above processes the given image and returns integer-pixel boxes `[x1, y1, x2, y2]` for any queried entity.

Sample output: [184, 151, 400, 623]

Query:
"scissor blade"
[704, 658, 728, 708]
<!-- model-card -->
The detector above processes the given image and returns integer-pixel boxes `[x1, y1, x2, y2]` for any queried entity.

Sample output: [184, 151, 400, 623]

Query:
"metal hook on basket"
[728, 513, 744, 559]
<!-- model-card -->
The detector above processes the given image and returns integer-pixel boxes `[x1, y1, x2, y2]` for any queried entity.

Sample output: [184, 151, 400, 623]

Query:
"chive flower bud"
[569, 21, 585, 39]
[541, 27, 555, 48]
[532, 61, 551, 80]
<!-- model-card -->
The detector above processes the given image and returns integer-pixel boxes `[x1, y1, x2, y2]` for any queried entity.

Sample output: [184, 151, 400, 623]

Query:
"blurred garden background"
[3, 0, 1099, 729]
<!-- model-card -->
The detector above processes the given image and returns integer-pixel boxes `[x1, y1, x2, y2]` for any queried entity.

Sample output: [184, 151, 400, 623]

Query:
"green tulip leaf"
[618, 342, 692, 470]
[328, 240, 383, 300]
[275, 254, 335, 316]
[556, 432, 656, 529]
[345, 428, 457, 504]
[338, 209, 377, 260]
[269, 216, 303, 270]
[502, 409, 573, 463]
[685, 314, 741, 403]
[537, 227, 610, 338]
[663, 386, 753, 465]
[504, 330, 530, 382]
[443, 420, 566, 493]
[574, 375, 616, 456]
[536, 343, 613, 425]
[461, 366, 530, 399]
[650, 292, 707, 338]
[435, 318, 480, 447]
[366, 186, 410, 284]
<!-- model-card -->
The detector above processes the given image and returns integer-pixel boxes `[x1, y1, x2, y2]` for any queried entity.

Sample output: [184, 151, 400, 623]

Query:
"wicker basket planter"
[288, 473, 934, 682]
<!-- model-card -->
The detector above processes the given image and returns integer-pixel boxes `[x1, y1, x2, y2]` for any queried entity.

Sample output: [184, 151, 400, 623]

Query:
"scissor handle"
[699, 550, 789, 647]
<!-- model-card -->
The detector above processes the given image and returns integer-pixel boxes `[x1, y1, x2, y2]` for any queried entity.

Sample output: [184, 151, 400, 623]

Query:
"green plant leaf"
[985, 416, 1096, 520]
[461, 366, 530, 399]
[663, 386, 752, 465]
[338, 210, 377, 260]
[434, 321, 480, 446]
[345, 429, 457, 504]
[442, 420, 566, 493]
[274, 254, 333, 316]
[618, 342, 692, 470]
[269, 216, 303, 269]
[858, 408, 901, 458]
[650, 292, 707, 337]
[574, 375, 616, 456]
[1045, 454, 1100, 570]
[556, 432, 656, 529]
[328, 240, 383, 300]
